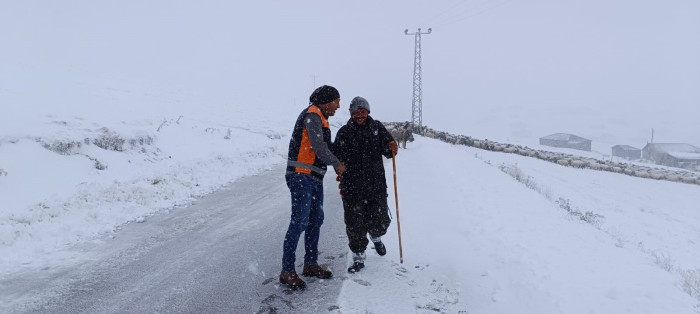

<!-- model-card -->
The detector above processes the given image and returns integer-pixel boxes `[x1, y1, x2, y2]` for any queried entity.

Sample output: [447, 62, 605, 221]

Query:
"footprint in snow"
[414, 264, 430, 270]
[258, 293, 295, 312]
[393, 264, 408, 273]
[415, 280, 461, 312]
[352, 279, 371, 286]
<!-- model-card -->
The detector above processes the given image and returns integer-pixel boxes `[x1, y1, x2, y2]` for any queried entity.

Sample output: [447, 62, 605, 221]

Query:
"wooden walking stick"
[391, 150, 404, 263]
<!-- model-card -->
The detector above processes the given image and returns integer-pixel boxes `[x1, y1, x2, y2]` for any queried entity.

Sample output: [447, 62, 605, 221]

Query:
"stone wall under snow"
[386, 122, 700, 186]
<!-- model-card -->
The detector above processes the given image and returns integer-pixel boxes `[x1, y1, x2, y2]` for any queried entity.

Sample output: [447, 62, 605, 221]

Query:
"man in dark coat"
[333, 96, 398, 273]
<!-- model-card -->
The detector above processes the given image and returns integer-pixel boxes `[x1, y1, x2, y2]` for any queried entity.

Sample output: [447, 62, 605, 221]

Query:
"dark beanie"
[309, 85, 340, 105]
[349, 96, 370, 114]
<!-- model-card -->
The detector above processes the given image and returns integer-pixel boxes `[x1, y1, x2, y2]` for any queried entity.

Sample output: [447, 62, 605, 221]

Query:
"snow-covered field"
[341, 136, 700, 313]
[0, 103, 291, 270]
[2, 105, 699, 312]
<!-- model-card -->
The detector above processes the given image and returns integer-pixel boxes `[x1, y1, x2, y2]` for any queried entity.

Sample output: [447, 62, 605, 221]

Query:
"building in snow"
[612, 145, 641, 160]
[641, 143, 700, 170]
[539, 133, 592, 152]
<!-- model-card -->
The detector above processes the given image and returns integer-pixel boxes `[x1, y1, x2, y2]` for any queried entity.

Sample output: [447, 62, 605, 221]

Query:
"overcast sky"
[2, 0, 699, 147]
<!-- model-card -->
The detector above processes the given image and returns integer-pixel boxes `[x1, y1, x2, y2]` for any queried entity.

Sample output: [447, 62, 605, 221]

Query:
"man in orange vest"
[280, 85, 346, 290]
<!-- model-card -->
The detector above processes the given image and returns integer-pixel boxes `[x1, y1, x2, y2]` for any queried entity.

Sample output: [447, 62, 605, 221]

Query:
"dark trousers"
[282, 173, 324, 272]
[343, 197, 391, 254]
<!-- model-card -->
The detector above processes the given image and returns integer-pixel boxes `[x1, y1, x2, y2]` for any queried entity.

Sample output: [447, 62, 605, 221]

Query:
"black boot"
[371, 236, 386, 256]
[348, 252, 366, 273]
[347, 262, 365, 273]
[373, 241, 386, 256]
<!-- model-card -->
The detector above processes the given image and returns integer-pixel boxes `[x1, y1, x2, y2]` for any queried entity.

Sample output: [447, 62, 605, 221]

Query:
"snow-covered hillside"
[343, 136, 700, 313]
[2, 116, 700, 312]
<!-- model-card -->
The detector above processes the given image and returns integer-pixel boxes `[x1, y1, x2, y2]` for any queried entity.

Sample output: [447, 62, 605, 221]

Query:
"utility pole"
[310, 74, 318, 89]
[404, 28, 432, 134]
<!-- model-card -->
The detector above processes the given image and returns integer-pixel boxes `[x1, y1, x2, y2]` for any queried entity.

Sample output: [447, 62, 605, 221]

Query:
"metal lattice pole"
[404, 28, 431, 134]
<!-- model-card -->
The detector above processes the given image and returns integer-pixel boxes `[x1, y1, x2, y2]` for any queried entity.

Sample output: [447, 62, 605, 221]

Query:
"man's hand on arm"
[335, 162, 346, 176]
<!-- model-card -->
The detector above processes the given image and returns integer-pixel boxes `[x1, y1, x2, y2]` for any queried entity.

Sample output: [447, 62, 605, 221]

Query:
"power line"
[435, 0, 498, 25]
[413, 0, 514, 30]
[434, 0, 514, 28]
[414, 0, 471, 29]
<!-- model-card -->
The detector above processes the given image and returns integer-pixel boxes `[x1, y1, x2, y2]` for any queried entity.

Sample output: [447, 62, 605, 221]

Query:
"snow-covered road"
[2, 165, 349, 313]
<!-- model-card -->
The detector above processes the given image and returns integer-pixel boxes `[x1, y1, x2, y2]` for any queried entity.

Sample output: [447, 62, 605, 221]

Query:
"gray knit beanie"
[349, 96, 370, 114]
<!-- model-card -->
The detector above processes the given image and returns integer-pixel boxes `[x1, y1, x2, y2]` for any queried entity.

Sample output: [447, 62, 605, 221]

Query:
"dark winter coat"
[333, 116, 395, 201]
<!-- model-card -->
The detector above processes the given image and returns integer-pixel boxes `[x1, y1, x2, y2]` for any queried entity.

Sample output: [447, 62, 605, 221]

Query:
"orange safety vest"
[286, 105, 332, 180]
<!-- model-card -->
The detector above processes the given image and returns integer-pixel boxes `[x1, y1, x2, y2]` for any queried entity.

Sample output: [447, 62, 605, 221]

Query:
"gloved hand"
[389, 141, 398, 156]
